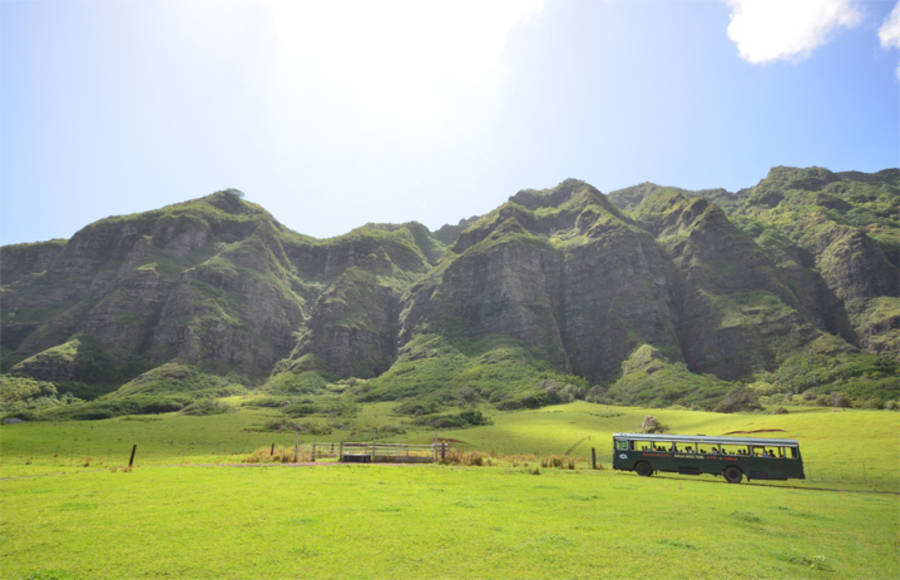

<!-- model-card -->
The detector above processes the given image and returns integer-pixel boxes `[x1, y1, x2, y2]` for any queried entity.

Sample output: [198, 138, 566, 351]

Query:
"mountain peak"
[509, 178, 603, 210]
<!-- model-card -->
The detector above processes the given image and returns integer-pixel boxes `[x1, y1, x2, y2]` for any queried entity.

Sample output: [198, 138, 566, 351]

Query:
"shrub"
[540, 455, 578, 469]
[263, 371, 328, 395]
[394, 400, 442, 416]
[414, 410, 492, 429]
[503, 454, 538, 467]
[259, 419, 332, 435]
[245, 445, 311, 463]
[440, 449, 491, 466]
[283, 401, 317, 417]
[828, 392, 851, 408]
[539, 379, 585, 404]
[180, 398, 230, 416]
[242, 396, 294, 408]
[860, 398, 884, 409]
[67, 405, 116, 420]
[714, 385, 763, 413]
[132, 396, 187, 414]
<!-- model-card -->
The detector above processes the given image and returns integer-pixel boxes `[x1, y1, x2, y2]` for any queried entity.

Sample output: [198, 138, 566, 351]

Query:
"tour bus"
[612, 432, 804, 484]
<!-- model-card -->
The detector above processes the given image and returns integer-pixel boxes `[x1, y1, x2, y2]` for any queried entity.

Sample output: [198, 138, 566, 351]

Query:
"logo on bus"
[619, 453, 628, 459]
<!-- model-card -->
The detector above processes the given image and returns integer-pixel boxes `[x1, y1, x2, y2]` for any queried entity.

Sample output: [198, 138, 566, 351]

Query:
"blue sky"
[2, 0, 898, 245]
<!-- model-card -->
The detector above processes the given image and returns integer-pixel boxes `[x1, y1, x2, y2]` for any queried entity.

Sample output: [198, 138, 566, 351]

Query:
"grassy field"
[1, 402, 898, 578]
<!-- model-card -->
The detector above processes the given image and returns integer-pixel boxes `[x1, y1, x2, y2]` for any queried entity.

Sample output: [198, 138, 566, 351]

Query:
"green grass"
[2, 402, 897, 490]
[1, 402, 897, 578]
[2, 464, 896, 578]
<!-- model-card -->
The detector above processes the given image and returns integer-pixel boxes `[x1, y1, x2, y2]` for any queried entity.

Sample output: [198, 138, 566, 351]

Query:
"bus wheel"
[635, 461, 653, 477]
[723, 466, 743, 484]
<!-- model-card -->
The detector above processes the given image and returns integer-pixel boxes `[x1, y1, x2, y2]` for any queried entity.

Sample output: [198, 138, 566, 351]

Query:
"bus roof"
[612, 432, 799, 447]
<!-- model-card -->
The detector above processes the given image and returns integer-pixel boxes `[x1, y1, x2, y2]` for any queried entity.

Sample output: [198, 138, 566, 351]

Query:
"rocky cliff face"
[1, 167, 897, 409]
[1, 191, 442, 391]
[400, 180, 683, 384]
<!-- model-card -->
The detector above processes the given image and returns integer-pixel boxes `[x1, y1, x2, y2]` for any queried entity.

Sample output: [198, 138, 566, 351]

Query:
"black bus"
[612, 433, 805, 484]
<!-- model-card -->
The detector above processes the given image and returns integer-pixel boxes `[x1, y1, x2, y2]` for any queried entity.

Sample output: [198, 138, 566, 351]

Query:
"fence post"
[270, 443, 275, 456]
[591, 447, 597, 470]
[294, 431, 299, 463]
[441, 441, 446, 463]
[128, 444, 137, 468]
[371, 430, 376, 463]
[339, 441, 344, 462]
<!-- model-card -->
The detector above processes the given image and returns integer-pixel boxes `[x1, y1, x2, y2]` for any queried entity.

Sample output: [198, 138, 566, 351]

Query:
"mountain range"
[2, 166, 897, 417]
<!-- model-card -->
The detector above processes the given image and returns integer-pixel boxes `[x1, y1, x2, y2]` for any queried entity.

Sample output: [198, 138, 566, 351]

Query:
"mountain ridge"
[2, 166, 897, 418]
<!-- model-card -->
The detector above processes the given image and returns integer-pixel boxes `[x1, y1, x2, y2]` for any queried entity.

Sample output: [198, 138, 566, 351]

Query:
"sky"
[2, 0, 899, 245]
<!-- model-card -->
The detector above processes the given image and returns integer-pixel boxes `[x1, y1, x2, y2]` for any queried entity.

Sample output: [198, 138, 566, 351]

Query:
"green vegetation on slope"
[354, 333, 588, 410]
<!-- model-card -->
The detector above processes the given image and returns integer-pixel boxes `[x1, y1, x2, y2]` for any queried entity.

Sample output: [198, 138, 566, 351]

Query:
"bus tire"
[723, 466, 743, 484]
[635, 461, 653, 477]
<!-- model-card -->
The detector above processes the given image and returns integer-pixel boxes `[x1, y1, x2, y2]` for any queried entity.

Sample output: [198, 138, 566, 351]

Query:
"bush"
[180, 398, 230, 416]
[263, 371, 328, 395]
[260, 419, 333, 435]
[394, 400, 442, 416]
[540, 455, 578, 469]
[245, 445, 310, 463]
[440, 449, 491, 466]
[714, 385, 763, 413]
[539, 379, 585, 404]
[283, 401, 317, 417]
[242, 396, 294, 408]
[67, 405, 117, 420]
[132, 396, 187, 414]
[860, 398, 884, 409]
[414, 410, 492, 429]
[828, 392, 851, 408]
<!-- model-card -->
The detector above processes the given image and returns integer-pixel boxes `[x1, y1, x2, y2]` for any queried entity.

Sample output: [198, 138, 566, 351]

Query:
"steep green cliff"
[1, 167, 897, 418]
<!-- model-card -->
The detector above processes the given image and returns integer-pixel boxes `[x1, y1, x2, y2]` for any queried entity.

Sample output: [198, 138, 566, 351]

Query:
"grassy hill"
[1, 402, 897, 578]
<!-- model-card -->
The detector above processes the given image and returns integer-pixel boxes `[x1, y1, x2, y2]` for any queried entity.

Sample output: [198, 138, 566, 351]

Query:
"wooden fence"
[333, 441, 448, 463]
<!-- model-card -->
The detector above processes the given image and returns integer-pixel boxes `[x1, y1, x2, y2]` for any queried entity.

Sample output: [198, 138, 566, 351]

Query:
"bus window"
[720, 445, 741, 456]
[616, 439, 630, 451]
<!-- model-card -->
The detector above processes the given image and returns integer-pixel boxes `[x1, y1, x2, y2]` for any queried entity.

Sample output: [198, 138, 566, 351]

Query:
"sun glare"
[261, 0, 544, 135]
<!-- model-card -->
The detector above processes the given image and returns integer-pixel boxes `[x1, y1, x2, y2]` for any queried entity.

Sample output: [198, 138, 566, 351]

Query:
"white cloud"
[726, 0, 862, 64]
[878, 1, 900, 78]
